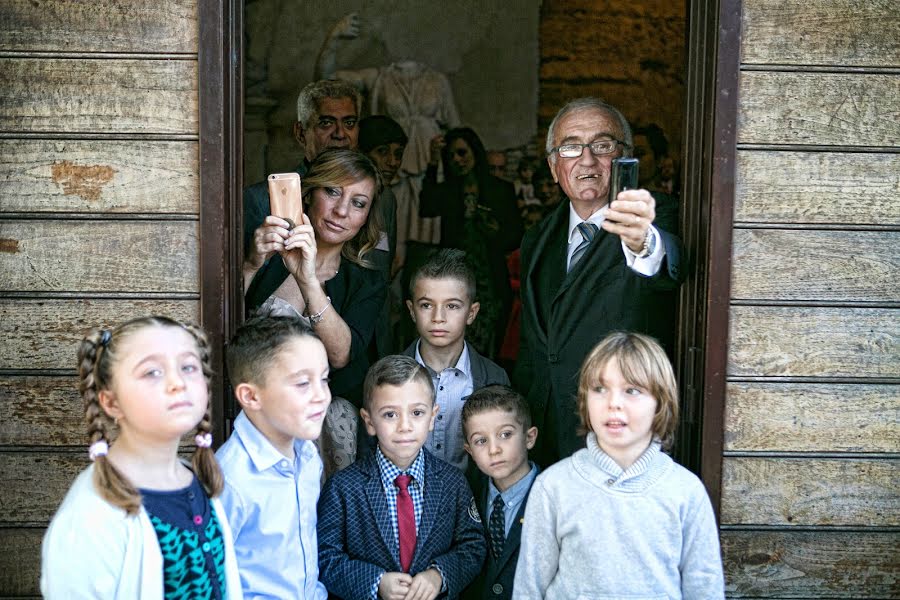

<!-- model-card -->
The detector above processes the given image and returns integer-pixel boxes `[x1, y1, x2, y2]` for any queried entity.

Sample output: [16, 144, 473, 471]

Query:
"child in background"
[41, 316, 242, 599]
[317, 355, 485, 600]
[403, 248, 510, 471]
[461, 385, 538, 600]
[216, 316, 330, 598]
[514, 332, 725, 599]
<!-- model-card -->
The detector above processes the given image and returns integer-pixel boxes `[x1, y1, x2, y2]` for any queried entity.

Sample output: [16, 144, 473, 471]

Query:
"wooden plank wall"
[0, 1, 199, 596]
[723, 0, 900, 597]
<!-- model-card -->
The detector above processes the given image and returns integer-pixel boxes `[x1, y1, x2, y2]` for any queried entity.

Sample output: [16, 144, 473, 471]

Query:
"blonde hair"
[576, 331, 679, 449]
[77, 316, 223, 514]
[303, 148, 384, 269]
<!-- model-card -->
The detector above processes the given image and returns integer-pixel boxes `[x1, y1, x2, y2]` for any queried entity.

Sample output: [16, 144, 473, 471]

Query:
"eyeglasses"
[550, 139, 628, 158]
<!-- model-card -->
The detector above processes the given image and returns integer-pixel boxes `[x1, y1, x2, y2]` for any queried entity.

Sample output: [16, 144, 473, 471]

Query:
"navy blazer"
[463, 473, 536, 600]
[317, 449, 486, 599]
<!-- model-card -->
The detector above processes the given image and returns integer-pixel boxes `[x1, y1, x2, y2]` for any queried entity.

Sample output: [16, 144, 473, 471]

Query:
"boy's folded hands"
[406, 568, 442, 600]
[378, 568, 442, 600]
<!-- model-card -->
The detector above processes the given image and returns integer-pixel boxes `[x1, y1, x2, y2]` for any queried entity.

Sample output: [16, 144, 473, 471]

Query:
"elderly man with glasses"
[513, 97, 684, 467]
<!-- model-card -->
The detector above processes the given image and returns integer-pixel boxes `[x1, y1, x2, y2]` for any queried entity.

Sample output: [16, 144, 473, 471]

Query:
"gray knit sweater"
[513, 434, 724, 599]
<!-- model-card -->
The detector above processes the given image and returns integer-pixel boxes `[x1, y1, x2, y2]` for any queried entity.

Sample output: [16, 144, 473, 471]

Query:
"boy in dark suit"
[461, 385, 538, 600]
[318, 355, 485, 600]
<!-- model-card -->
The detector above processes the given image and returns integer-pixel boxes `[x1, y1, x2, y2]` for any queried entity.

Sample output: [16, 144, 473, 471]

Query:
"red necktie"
[395, 474, 416, 572]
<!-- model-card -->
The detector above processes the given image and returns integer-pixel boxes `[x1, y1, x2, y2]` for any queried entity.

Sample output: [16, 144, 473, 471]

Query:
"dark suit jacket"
[317, 450, 486, 600]
[513, 197, 683, 465]
[463, 472, 536, 600]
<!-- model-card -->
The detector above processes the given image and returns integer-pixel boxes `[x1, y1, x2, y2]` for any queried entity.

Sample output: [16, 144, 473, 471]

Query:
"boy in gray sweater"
[513, 332, 724, 599]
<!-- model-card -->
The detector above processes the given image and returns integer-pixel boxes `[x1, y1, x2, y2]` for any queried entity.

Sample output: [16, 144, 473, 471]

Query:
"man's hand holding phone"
[602, 157, 656, 254]
[604, 190, 656, 254]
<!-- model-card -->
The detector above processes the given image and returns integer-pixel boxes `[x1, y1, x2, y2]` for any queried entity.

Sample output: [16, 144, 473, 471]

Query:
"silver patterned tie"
[568, 221, 599, 272]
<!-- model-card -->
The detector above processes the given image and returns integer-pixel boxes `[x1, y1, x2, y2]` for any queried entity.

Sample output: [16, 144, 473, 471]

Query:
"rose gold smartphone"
[267, 172, 303, 229]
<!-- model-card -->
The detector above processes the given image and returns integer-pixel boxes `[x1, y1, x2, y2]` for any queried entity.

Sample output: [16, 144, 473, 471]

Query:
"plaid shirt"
[375, 446, 426, 545]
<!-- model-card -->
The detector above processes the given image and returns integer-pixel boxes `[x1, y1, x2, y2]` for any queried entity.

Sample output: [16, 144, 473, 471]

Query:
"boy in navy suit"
[318, 355, 485, 600]
[461, 385, 538, 600]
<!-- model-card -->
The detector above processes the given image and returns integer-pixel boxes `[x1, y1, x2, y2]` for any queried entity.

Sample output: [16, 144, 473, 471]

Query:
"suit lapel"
[491, 500, 527, 575]
[363, 455, 400, 569]
[413, 455, 444, 572]
[522, 202, 568, 346]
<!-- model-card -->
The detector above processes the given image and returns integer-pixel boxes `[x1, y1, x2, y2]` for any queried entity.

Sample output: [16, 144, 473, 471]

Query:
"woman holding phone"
[243, 148, 385, 474]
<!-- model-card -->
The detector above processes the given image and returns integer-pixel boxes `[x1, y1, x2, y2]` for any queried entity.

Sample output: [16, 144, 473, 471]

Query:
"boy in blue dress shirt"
[461, 385, 539, 600]
[318, 355, 485, 600]
[402, 249, 510, 472]
[216, 317, 330, 599]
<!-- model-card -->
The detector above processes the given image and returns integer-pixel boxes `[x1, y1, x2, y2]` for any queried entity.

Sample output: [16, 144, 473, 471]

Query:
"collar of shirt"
[415, 339, 472, 380]
[233, 410, 316, 474]
[487, 461, 538, 518]
[586, 432, 661, 483]
[376, 445, 426, 492]
[567, 202, 608, 245]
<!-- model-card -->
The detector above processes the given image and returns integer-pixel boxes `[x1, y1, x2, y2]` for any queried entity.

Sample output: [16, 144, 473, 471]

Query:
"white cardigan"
[41, 465, 244, 599]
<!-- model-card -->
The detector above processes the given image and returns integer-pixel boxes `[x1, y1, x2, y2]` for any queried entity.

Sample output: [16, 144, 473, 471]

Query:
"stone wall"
[539, 0, 685, 158]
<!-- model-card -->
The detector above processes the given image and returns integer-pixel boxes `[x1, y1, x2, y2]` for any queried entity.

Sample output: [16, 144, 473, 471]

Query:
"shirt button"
[202, 542, 211, 552]
[607, 478, 615, 486]
[439, 386, 444, 391]
[436, 444, 442, 449]
[492, 583, 504, 595]
[438, 415, 443, 420]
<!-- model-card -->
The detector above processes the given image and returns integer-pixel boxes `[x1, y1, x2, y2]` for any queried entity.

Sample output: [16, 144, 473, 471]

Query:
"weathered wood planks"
[0, 453, 88, 523]
[721, 457, 899, 526]
[731, 229, 900, 302]
[0, 58, 198, 134]
[0, 0, 198, 53]
[735, 151, 900, 225]
[0, 299, 199, 370]
[728, 306, 899, 378]
[722, 530, 900, 597]
[738, 72, 900, 147]
[725, 382, 899, 452]
[741, 0, 900, 67]
[0, 528, 42, 596]
[0, 220, 199, 293]
[0, 140, 199, 214]
[0, 376, 86, 446]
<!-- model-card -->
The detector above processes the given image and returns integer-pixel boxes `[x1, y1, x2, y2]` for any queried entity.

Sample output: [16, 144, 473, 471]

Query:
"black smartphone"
[607, 157, 639, 208]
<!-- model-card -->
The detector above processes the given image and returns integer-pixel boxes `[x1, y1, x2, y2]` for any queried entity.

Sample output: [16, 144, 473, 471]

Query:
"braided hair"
[77, 316, 222, 514]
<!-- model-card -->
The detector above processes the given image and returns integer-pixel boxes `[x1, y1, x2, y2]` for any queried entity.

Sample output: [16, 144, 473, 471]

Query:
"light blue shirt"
[415, 340, 474, 470]
[487, 462, 538, 536]
[216, 410, 327, 599]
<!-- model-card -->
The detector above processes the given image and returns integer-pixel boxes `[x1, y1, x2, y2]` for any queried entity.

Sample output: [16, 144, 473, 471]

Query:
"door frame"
[198, 0, 742, 511]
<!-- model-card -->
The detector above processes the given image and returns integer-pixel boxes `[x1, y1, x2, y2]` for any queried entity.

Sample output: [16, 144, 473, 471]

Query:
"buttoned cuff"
[430, 563, 448, 593]
[371, 571, 386, 600]
[622, 225, 665, 276]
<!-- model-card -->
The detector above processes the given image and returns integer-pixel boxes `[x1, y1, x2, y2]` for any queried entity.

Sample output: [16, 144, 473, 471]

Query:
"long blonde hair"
[303, 148, 384, 269]
[77, 316, 223, 514]
[576, 331, 679, 449]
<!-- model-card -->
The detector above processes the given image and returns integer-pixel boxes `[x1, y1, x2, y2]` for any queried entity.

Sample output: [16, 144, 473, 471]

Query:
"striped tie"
[568, 221, 598, 271]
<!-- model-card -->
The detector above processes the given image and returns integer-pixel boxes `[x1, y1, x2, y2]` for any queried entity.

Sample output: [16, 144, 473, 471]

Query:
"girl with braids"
[41, 316, 243, 599]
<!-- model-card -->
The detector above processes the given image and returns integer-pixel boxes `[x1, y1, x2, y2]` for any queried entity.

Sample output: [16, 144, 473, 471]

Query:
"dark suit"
[513, 196, 683, 466]
[463, 473, 536, 600]
[317, 450, 486, 599]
